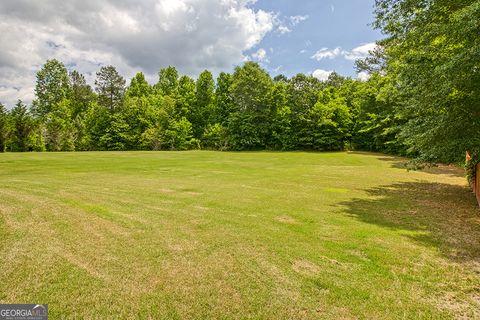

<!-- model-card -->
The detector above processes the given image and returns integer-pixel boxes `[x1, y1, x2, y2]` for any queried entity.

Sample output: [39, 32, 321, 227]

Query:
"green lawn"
[0, 151, 479, 319]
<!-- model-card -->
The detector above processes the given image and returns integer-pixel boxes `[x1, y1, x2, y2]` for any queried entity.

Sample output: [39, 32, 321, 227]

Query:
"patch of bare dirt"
[292, 259, 320, 275]
[276, 215, 297, 224]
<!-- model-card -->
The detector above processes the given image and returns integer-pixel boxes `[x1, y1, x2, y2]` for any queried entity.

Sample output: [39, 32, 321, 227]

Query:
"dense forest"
[0, 61, 404, 155]
[0, 0, 478, 166]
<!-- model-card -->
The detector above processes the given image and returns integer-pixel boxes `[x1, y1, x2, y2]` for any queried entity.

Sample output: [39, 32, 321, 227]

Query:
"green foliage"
[83, 103, 112, 150]
[273, 74, 288, 83]
[176, 75, 196, 118]
[370, 0, 480, 163]
[100, 113, 131, 151]
[310, 88, 352, 151]
[229, 62, 274, 150]
[214, 72, 234, 125]
[7, 51, 466, 159]
[32, 59, 71, 117]
[202, 123, 228, 150]
[270, 82, 294, 150]
[164, 117, 198, 150]
[192, 70, 215, 138]
[69, 70, 96, 151]
[139, 96, 197, 151]
[0, 59, 406, 154]
[465, 152, 479, 187]
[141, 117, 197, 151]
[271, 105, 294, 150]
[286, 74, 323, 149]
[119, 96, 157, 149]
[8, 101, 39, 151]
[69, 70, 96, 119]
[156, 66, 178, 97]
[43, 98, 76, 151]
[352, 74, 406, 154]
[126, 72, 152, 98]
[0, 103, 8, 152]
[226, 112, 263, 151]
[95, 65, 126, 113]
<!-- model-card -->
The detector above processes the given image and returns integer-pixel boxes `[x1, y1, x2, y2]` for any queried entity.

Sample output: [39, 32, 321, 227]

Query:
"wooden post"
[466, 151, 475, 193]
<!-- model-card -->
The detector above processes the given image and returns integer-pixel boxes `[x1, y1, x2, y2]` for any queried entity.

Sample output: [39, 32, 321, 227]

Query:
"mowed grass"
[0, 151, 479, 319]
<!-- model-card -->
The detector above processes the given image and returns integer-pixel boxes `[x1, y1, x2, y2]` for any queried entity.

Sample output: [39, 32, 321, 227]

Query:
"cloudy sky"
[0, 0, 381, 108]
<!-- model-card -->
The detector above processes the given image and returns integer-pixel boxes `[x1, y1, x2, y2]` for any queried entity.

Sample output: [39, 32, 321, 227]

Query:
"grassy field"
[0, 151, 479, 319]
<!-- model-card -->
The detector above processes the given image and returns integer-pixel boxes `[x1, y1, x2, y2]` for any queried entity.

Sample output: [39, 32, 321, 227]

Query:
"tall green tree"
[140, 96, 197, 151]
[140, 96, 176, 150]
[229, 62, 274, 150]
[273, 74, 288, 83]
[32, 60, 78, 151]
[70, 70, 95, 118]
[156, 66, 179, 97]
[176, 75, 196, 118]
[95, 65, 126, 113]
[192, 70, 215, 138]
[8, 101, 42, 152]
[214, 72, 234, 126]
[287, 74, 323, 149]
[163, 117, 196, 150]
[31, 59, 71, 117]
[310, 87, 352, 151]
[69, 70, 96, 150]
[118, 96, 157, 150]
[352, 73, 405, 154]
[43, 99, 75, 151]
[83, 103, 112, 150]
[326, 72, 347, 89]
[270, 81, 294, 150]
[126, 72, 151, 98]
[0, 103, 8, 152]
[371, 0, 480, 162]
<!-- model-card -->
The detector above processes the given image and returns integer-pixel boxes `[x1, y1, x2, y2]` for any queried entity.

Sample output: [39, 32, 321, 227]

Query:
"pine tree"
[95, 65, 126, 113]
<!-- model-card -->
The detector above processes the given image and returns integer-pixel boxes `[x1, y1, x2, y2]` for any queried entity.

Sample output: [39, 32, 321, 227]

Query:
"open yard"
[0, 151, 479, 319]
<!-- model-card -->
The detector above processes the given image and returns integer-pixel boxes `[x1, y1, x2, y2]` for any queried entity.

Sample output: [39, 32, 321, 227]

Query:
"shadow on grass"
[381, 158, 465, 178]
[340, 181, 480, 262]
[351, 151, 465, 178]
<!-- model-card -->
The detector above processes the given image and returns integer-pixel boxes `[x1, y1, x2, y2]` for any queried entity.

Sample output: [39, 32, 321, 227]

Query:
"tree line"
[0, 60, 403, 154]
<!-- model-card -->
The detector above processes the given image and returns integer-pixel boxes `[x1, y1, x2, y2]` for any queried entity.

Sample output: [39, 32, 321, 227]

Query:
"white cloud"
[344, 42, 377, 61]
[276, 14, 308, 34]
[310, 42, 378, 63]
[157, 0, 190, 17]
[252, 48, 268, 62]
[0, 0, 276, 107]
[312, 69, 333, 81]
[289, 15, 309, 26]
[357, 71, 370, 81]
[278, 25, 291, 34]
[311, 47, 342, 61]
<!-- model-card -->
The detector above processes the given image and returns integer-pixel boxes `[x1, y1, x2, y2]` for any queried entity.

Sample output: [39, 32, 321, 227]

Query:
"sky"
[0, 0, 383, 108]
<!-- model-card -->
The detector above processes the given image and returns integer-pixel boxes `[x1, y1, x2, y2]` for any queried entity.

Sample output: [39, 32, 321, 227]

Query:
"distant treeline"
[0, 60, 404, 154]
